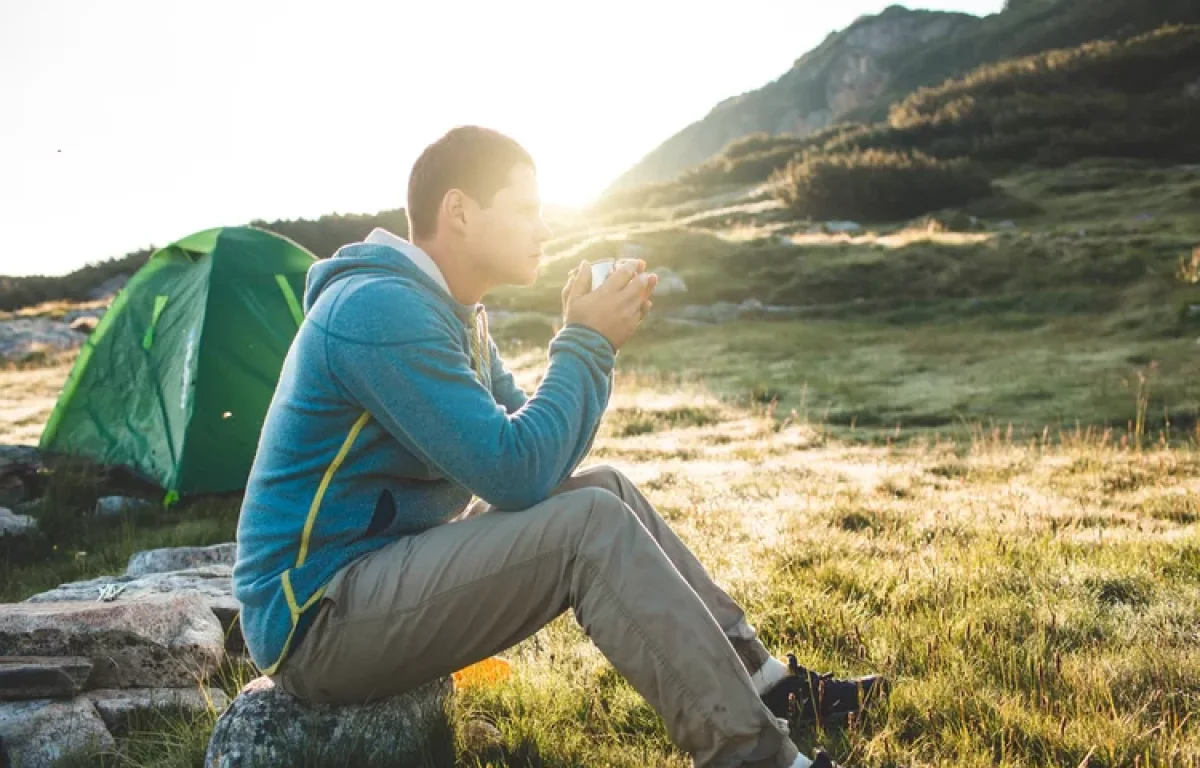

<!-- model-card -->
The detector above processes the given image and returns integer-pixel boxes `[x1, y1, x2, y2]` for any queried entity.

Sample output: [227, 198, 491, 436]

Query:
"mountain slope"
[594, 23, 1200, 215]
[606, 0, 1200, 194]
[605, 6, 978, 194]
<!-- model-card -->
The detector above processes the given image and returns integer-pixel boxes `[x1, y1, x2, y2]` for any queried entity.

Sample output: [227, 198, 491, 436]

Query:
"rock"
[0, 697, 115, 768]
[1186, 304, 1200, 318]
[738, 298, 765, 317]
[0, 657, 93, 701]
[461, 718, 504, 755]
[0, 445, 42, 468]
[127, 542, 238, 577]
[652, 267, 688, 296]
[24, 566, 243, 654]
[87, 274, 129, 301]
[0, 474, 25, 508]
[0, 595, 225, 688]
[13, 498, 42, 516]
[823, 220, 862, 233]
[0, 506, 36, 536]
[204, 676, 452, 768]
[68, 316, 100, 335]
[62, 307, 106, 324]
[0, 318, 87, 362]
[618, 241, 646, 261]
[94, 495, 154, 520]
[87, 686, 230, 736]
[676, 301, 741, 324]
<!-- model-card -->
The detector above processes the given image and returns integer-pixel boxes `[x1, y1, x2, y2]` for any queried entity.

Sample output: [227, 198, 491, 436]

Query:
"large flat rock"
[0, 656, 93, 701]
[23, 565, 243, 653]
[0, 697, 114, 768]
[127, 543, 237, 577]
[205, 676, 452, 768]
[87, 686, 231, 736]
[0, 595, 225, 688]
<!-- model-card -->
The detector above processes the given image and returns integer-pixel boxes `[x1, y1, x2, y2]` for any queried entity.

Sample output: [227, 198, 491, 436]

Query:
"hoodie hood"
[303, 229, 476, 319]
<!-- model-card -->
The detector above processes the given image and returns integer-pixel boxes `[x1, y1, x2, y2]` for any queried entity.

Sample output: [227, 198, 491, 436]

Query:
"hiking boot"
[810, 749, 841, 768]
[761, 653, 887, 725]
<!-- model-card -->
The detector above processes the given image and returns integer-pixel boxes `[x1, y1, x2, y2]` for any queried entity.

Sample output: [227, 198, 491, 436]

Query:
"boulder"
[738, 298, 765, 317]
[0, 447, 45, 506]
[0, 446, 41, 468]
[68, 316, 100, 335]
[0, 697, 114, 768]
[0, 595, 225, 688]
[0, 474, 24, 508]
[94, 495, 154, 520]
[675, 301, 742, 325]
[823, 220, 862, 233]
[63, 307, 106, 325]
[87, 686, 231, 736]
[461, 718, 504, 757]
[0, 506, 36, 536]
[0, 656, 93, 701]
[0, 318, 86, 362]
[653, 267, 688, 296]
[127, 542, 237, 577]
[13, 498, 42, 516]
[23, 566, 243, 653]
[204, 676, 453, 768]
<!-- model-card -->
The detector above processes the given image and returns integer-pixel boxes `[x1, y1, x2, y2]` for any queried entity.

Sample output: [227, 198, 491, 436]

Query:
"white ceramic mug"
[591, 243, 643, 291]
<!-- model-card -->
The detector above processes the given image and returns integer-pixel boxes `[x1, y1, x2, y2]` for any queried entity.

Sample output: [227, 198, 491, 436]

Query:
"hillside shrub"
[769, 149, 993, 221]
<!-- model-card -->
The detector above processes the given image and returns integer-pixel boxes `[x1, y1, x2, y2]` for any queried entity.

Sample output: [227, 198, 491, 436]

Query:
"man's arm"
[488, 337, 528, 414]
[325, 290, 613, 511]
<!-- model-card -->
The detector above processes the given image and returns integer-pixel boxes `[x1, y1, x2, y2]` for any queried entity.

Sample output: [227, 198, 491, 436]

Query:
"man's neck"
[413, 237, 489, 305]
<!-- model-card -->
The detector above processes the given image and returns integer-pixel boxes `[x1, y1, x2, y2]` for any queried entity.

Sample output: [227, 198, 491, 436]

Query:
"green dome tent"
[40, 226, 316, 496]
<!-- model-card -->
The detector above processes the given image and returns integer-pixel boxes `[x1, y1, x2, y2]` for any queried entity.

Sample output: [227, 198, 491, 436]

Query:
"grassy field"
[3, 347, 1199, 767]
[1, 160, 1198, 766]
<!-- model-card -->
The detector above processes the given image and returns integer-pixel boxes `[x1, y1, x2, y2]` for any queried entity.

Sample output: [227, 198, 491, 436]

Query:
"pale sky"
[1, 0, 1003, 276]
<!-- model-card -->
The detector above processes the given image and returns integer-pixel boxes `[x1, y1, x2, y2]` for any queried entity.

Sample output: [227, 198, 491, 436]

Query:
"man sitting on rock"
[233, 125, 884, 768]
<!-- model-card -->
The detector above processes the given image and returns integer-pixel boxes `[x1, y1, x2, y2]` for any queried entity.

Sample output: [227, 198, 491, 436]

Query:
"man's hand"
[561, 259, 657, 350]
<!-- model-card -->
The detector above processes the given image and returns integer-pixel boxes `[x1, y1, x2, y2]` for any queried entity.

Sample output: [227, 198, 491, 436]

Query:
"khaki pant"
[275, 465, 798, 768]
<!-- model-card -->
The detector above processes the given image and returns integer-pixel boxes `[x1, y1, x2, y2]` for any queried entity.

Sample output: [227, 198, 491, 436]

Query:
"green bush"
[769, 149, 993, 221]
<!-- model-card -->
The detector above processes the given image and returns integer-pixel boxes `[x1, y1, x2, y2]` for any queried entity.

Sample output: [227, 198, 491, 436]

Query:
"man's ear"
[441, 189, 469, 236]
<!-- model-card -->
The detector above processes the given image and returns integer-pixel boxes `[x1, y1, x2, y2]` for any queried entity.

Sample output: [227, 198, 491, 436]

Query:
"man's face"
[462, 163, 552, 288]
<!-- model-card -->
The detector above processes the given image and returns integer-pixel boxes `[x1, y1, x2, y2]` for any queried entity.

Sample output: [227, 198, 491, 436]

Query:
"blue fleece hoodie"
[232, 236, 615, 674]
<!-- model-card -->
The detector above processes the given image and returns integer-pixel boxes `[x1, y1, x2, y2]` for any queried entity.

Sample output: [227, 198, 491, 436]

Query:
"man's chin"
[513, 267, 539, 287]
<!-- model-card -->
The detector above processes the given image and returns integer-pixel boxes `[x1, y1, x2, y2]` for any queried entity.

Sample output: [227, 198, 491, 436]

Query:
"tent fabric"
[40, 226, 316, 495]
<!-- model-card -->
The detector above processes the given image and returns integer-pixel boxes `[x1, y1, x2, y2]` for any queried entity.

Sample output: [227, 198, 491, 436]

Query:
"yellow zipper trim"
[261, 576, 327, 676]
[297, 410, 371, 567]
[263, 409, 371, 675]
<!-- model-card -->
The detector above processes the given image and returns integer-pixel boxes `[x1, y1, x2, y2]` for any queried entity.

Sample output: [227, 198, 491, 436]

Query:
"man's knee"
[576, 464, 629, 496]
[559, 486, 635, 539]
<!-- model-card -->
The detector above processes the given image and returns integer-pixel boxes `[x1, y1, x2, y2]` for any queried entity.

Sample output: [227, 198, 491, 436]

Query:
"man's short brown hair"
[406, 126, 535, 240]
